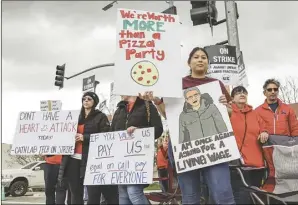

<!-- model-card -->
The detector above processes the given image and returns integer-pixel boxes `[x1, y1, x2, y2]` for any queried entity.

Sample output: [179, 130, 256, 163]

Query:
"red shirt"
[74, 124, 84, 154]
[45, 155, 62, 165]
[182, 76, 232, 102]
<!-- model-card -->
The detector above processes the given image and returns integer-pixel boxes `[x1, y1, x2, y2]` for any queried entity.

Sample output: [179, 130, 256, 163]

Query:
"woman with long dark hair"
[111, 95, 163, 205]
[58, 92, 118, 204]
[140, 47, 235, 204]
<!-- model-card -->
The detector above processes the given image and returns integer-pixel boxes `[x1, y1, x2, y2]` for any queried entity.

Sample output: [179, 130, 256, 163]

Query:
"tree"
[5, 145, 44, 168]
[279, 76, 298, 104]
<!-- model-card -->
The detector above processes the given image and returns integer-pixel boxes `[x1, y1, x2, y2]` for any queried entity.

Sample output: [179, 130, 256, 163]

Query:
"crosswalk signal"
[190, 1, 218, 26]
[54, 64, 65, 89]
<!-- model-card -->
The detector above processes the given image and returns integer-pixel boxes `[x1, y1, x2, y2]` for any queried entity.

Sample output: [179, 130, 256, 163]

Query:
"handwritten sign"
[11, 110, 80, 155]
[40, 100, 62, 111]
[114, 8, 184, 98]
[205, 45, 238, 86]
[84, 128, 155, 185]
[164, 81, 240, 173]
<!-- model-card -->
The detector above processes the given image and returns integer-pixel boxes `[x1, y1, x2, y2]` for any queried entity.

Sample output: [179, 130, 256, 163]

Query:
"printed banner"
[236, 51, 249, 87]
[40, 100, 62, 111]
[84, 128, 155, 185]
[205, 45, 238, 86]
[11, 110, 80, 155]
[114, 8, 183, 98]
[164, 81, 240, 173]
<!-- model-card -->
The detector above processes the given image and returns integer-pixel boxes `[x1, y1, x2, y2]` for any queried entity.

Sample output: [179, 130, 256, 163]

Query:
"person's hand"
[75, 133, 84, 142]
[219, 95, 227, 106]
[127, 126, 137, 135]
[258, 132, 269, 143]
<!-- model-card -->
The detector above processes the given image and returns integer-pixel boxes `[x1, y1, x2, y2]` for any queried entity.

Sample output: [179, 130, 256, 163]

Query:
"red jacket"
[156, 145, 168, 169]
[255, 99, 298, 136]
[230, 104, 265, 167]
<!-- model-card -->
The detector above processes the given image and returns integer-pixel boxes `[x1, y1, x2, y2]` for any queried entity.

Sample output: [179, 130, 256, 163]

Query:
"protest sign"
[11, 110, 80, 155]
[235, 51, 249, 87]
[205, 45, 238, 86]
[84, 128, 155, 185]
[40, 100, 62, 111]
[82, 75, 96, 93]
[114, 8, 184, 98]
[164, 81, 240, 173]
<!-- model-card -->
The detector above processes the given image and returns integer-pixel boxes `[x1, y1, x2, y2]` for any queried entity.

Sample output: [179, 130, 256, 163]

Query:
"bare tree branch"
[278, 76, 298, 104]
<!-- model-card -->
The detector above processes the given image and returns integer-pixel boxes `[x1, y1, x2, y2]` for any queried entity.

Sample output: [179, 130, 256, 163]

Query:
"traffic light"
[54, 64, 65, 89]
[190, 1, 218, 26]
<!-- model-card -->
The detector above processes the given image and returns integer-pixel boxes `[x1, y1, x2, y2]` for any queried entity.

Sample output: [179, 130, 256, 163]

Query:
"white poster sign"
[11, 110, 80, 155]
[164, 81, 240, 173]
[84, 128, 155, 185]
[40, 100, 62, 111]
[205, 45, 238, 86]
[114, 8, 184, 98]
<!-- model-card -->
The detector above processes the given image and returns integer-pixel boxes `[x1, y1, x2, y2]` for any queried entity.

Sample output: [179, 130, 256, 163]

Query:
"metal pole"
[224, 1, 241, 58]
[225, 1, 241, 90]
[65, 63, 115, 80]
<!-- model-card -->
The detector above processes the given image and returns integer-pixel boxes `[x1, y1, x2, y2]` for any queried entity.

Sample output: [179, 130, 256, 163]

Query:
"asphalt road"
[1, 191, 163, 204]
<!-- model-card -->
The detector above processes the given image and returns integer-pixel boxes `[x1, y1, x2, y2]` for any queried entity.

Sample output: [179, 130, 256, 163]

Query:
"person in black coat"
[111, 95, 163, 205]
[58, 92, 118, 204]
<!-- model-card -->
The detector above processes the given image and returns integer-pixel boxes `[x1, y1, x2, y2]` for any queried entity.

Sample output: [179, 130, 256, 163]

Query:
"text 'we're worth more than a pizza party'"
[118, 9, 177, 61]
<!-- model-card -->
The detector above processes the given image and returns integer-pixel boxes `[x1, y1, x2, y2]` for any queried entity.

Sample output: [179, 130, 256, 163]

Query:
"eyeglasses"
[186, 93, 200, 101]
[234, 91, 247, 96]
[82, 97, 93, 101]
[266, 88, 279, 92]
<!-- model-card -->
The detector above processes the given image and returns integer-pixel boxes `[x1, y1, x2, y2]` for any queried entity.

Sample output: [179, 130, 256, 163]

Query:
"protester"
[140, 47, 235, 204]
[44, 155, 67, 205]
[255, 78, 298, 136]
[58, 92, 118, 204]
[229, 86, 268, 204]
[111, 95, 163, 205]
[156, 135, 169, 192]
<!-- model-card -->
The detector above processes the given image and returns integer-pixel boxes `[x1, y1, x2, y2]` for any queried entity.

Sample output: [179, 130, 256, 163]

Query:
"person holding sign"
[111, 95, 163, 205]
[229, 86, 268, 204]
[140, 47, 235, 204]
[58, 92, 116, 205]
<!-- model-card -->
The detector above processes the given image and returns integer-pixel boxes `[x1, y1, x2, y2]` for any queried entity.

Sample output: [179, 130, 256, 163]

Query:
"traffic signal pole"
[224, 1, 241, 91]
[225, 1, 241, 62]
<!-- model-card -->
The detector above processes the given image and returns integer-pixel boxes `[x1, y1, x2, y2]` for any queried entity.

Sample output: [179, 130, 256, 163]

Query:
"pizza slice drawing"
[131, 60, 159, 86]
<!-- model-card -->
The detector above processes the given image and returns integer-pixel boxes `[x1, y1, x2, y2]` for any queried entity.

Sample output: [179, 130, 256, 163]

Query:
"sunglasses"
[82, 97, 93, 101]
[266, 88, 279, 92]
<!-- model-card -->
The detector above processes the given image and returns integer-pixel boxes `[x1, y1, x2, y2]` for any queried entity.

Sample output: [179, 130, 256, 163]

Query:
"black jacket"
[111, 97, 163, 139]
[58, 110, 110, 180]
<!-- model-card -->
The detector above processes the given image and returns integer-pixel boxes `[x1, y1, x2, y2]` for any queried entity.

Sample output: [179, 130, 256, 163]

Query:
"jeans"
[44, 163, 67, 205]
[231, 168, 265, 204]
[178, 163, 235, 205]
[118, 185, 149, 205]
[168, 139, 235, 204]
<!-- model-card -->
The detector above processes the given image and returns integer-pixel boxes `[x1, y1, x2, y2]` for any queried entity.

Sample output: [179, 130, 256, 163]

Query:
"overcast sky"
[2, 1, 298, 143]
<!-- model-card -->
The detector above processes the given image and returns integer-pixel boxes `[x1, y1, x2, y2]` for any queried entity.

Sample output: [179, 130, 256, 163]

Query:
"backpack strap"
[145, 101, 150, 126]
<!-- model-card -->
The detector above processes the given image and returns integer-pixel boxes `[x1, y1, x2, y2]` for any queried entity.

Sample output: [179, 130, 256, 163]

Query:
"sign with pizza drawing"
[114, 8, 184, 98]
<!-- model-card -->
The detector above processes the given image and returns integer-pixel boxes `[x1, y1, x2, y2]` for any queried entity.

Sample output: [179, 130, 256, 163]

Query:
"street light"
[102, 1, 117, 11]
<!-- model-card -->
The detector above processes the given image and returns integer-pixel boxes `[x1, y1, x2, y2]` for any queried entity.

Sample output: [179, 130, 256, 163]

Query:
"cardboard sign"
[164, 81, 240, 173]
[205, 45, 238, 86]
[40, 100, 62, 111]
[84, 128, 155, 185]
[114, 8, 184, 98]
[11, 110, 80, 155]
